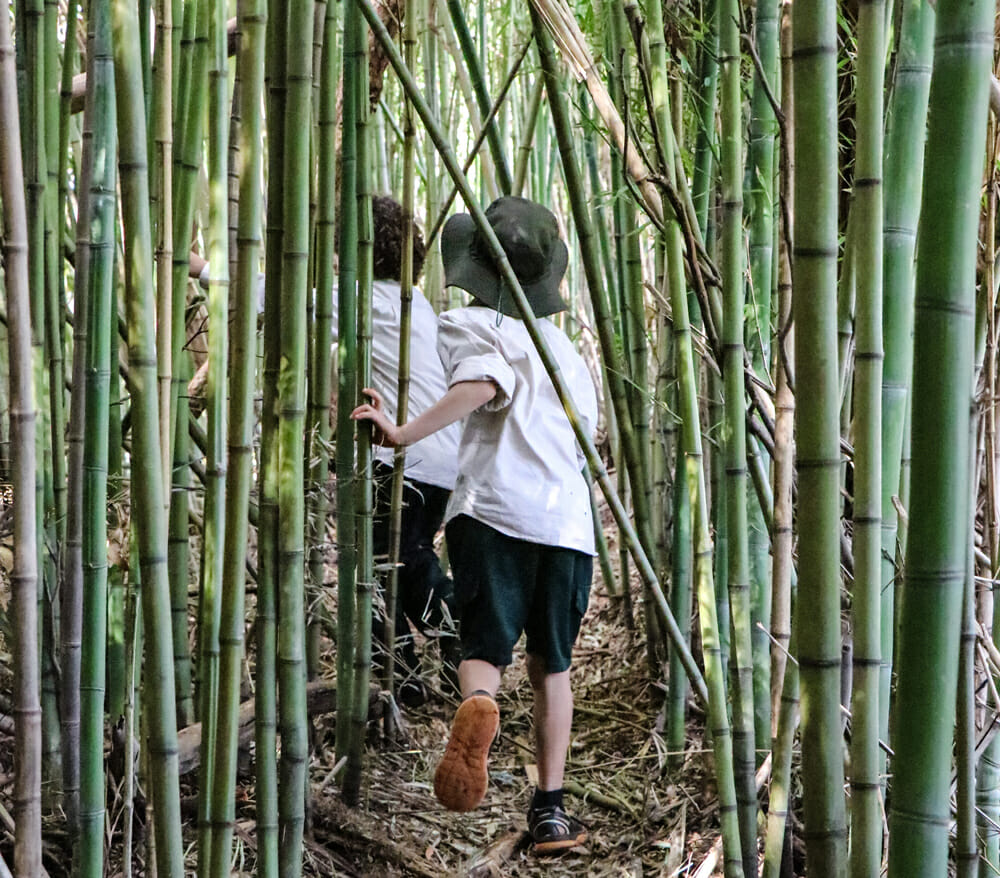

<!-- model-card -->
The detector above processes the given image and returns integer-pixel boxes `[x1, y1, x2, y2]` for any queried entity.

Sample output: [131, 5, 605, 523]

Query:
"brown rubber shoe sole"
[433, 695, 500, 812]
[532, 827, 588, 855]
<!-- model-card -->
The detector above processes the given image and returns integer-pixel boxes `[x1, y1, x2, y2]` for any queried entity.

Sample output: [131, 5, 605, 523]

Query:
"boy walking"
[351, 196, 598, 854]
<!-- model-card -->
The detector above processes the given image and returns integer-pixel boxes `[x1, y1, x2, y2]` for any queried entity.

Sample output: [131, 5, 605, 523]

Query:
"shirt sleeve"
[437, 311, 516, 411]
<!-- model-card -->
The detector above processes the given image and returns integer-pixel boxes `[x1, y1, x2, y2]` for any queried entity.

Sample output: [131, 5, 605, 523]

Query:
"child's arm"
[350, 380, 496, 448]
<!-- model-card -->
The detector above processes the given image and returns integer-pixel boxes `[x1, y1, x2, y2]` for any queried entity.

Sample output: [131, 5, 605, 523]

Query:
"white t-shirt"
[199, 266, 459, 490]
[437, 307, 598, 554]
[361, 281, 459, 491]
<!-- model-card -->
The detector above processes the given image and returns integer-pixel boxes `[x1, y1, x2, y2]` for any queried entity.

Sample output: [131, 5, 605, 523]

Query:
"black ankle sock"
[466, 689, 493, 700]
[531, 787, 564, 811]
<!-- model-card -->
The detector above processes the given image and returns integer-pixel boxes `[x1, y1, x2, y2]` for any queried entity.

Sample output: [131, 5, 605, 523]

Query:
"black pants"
[371, 462, 456, 675]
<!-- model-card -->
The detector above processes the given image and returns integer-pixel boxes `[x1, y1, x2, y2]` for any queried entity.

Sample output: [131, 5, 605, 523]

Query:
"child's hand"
[350, 388, 405, 447]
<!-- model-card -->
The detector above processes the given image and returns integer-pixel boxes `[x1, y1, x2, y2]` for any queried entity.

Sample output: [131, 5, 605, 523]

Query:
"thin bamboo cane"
[848, 0, 884, 871]
[111, 0, 185, 866]
[769, 3, 794, 734]
[206, 0, 265, 868]
[886, 0, 993, 870]
[195, 0, 231, 858]
[276, 0, 314, 863]
[691, 0, 718, 238]
[791, 0, 847, 872]
[60, 0, 88, 835]
[512, 75, 545, 198]
[335, 0, 361, 767]
[444, 0, 512, 195]
[0, 4, 42, 871]
[256, 0, 287, 866]
[153, 0, 173, 502]
[307, 0, 338, 694]
[344, 17, 373, 806]
[77, 0, 117, 870]
[956, 436, 978, 878]
[717, 0, 757, 867]
[382, 0, 419, 740]
[745, 0, 779, 756]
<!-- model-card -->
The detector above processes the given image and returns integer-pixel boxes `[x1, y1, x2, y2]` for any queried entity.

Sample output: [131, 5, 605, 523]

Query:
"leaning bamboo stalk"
[111, 0, 185, 867]
[528, 5, 707, 703]
[791, 0, 847, 872]
[848, 0, 884, 871]
[206, 0, 266, 867]
[0, 5, 42, 872]
[886, 0, 994, 871]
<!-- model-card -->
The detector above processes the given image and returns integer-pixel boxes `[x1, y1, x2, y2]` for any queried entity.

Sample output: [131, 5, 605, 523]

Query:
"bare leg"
[458, 658, 502, 699]
[526, 654, 572, 791]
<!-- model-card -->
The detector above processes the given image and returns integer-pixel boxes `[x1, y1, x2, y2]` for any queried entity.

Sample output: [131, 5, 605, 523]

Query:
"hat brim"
[441, 213, 569, 318]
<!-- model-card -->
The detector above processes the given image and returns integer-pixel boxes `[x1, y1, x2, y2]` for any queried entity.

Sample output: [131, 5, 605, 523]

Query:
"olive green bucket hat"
[441, 196, 569, 318]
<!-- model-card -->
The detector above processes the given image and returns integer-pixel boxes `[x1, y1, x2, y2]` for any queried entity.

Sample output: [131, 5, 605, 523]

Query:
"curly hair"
[372, 195, 426, 283]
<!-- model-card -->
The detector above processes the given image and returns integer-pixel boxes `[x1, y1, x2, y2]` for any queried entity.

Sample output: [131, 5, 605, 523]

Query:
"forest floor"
[0, 519, 776, 877]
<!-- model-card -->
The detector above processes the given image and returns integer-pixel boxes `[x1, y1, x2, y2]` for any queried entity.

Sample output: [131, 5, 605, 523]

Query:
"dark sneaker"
[433, 694, 499, 811]
[528, 805, 588, 854]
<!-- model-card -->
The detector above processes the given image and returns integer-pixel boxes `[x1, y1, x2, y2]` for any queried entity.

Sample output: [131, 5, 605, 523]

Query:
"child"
[351, 196, 598, 854]
[193, 196, 461, 704]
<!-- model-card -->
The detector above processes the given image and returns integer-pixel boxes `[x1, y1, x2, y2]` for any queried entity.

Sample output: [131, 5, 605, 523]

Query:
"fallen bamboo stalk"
[175, 681, 379, 774]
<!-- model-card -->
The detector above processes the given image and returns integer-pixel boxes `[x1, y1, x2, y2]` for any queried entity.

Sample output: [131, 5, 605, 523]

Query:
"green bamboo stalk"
[769, 4, 794, 733]
[879, 0, 934, 772]
[0, 4, 42, 871]
[61, 8, 88, 836]
[168, 354, 195, 729]
[381, 0, 419, 738]
[719, 0, 755, 867]
[745, 0, 779, 756]
[955, 444, 977, 878]
[444, 0, 512, 195]
[111, 0, 185, 866]
[365, 0, 711, 711]
[691, 0, 718, 238]
[847, 0, 884, 872]
[419, 0, 443, 311]
[206, 0, 265, 868]
[256, 0, 287, 866]
[344, 11, 374, 805]
[307, 0, 339, 693]
[151, 0, 173, 507]
[886, 0, 993, 871]
[195, 0, 231, 859]
[335, 4, 360, 765]
[77, 0, 117, 869]
[512, 75, 545, 198]
[276, 0, 313, 862]
[791, 0, 847, 872]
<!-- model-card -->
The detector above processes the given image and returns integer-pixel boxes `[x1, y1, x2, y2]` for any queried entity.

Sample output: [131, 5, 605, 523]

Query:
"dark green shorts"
[445, 515, 593, 674]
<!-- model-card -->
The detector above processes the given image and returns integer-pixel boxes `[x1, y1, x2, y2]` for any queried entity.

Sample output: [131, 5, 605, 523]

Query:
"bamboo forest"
[3, 0, 1000, 874]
